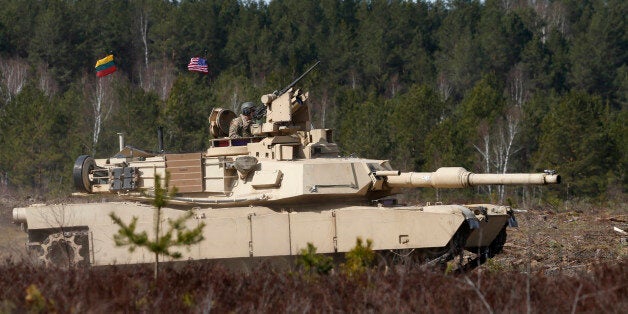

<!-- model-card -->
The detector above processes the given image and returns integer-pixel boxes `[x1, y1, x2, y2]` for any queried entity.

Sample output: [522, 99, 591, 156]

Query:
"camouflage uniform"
[229, 115, 252, 138]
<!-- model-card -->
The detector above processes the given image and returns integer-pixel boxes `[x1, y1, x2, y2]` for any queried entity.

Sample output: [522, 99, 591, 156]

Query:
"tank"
[12, 63, 560, 268]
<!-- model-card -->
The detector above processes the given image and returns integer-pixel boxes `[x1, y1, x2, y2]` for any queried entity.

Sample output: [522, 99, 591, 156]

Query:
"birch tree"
[36, 63, 58, 97]
[473, 108, 522, 203]
[508, 64, 529, 107]
[473, 122, 493, 198]
[137, 1, 152, 92]
[0, 57, 28, 104]
[86, 75, 115, 156]
[493, 109, 522, 202]
[437, 72, 453, 101]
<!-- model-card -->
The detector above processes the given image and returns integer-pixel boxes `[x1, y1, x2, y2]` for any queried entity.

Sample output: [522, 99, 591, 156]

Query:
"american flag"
[188, 57, 209, 73]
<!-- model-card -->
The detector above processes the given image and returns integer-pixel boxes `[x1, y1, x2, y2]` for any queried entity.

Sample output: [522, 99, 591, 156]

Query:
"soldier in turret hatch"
[229, 102, 255, 138]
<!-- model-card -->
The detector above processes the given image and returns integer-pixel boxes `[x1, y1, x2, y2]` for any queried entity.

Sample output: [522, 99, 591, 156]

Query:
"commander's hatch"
[209, 108, 237, 138]
[206, 107, 264, 156]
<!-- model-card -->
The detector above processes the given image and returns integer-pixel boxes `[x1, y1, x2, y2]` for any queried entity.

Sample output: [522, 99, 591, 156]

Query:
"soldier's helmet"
[241, 102, 255, 116]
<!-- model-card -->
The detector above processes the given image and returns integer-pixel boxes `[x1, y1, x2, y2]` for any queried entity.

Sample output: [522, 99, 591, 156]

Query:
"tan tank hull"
[13, 201, 512, 267]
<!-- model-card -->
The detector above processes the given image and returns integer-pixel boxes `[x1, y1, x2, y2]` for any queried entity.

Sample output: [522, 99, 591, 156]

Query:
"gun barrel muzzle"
[12, 207, 26, 224]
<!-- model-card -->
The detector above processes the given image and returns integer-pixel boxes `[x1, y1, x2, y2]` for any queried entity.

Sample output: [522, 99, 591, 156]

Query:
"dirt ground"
[491, 201, 628, 274]
[1, 195, 626, 272]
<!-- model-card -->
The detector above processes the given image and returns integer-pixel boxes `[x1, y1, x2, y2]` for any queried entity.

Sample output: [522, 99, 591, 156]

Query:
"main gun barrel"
[385, 167, 561, 189]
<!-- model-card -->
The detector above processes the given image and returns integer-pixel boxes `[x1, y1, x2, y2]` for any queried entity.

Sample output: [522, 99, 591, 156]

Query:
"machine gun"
[274, 60, 320, 97]
[253, 104, 267, 121]
[254, 61, 320, 120]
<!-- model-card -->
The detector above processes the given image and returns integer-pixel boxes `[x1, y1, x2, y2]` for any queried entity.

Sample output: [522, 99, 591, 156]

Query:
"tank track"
[456, 224, 508, 273]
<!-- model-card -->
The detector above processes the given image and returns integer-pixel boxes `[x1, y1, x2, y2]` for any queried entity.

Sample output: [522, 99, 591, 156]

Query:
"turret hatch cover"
[209, 108, 237, 138]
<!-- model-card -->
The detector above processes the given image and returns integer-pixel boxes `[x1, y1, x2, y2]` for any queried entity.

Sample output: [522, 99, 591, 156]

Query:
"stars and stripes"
[188, 57, 209, 73]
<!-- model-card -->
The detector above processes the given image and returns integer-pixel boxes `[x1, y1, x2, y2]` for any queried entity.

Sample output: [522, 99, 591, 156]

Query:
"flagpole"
[204, 49, 210, 83]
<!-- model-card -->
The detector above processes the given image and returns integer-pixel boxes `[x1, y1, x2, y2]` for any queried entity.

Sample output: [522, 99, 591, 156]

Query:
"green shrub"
[25, 284, 55, 313]
[296, 242, 333, 275]
[341, 237, 375, 276]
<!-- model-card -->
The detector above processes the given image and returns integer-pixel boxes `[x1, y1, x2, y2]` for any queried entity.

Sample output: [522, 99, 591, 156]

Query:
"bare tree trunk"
[389, 73, 400, 97]
[350, 68, 357, 90]
[231, 90, 239, 112]
[533, 0, 568, 38]
[437, 72, 453, 101]
[0, 57, 28, 103]
[474, 130, 492, 198]
[508, 65, 528, 108]
[492, 112, 521, 203]
[92, 80, 104, 156]
[36, 63, 58, 97]
[155, 60, 176, 101]
[91, 77, 114, 156]
[140, 11, 149, 71]
[138, 7, 151, 91]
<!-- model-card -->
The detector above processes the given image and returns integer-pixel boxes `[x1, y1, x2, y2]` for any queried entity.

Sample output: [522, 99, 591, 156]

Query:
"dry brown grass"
[0, 259, 625, 313]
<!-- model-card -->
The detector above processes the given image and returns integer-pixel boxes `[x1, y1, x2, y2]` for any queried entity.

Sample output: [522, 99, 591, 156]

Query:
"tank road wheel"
[73, 155, 95, 193]
[422, 246, 450, 270]
[377, 249, 420, 271]
[388, 249, 418, 266]
[35, 231, 90, 267]
[458, 224, 508, 273]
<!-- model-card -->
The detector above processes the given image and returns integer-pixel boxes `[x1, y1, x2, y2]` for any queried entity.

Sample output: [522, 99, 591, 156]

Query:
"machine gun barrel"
[384, 167, 561, 189]
[275, 61, 320, 97]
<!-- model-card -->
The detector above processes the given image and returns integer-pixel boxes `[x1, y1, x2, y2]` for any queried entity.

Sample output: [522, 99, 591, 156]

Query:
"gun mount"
[13, 67, 560, 269]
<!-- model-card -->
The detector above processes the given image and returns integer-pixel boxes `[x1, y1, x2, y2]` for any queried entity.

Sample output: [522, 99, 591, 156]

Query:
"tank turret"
[13, 63, 561, 269]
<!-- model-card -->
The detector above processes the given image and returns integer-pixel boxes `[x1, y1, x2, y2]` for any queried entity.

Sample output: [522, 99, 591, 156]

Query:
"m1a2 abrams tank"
[13, 63, 560, 268]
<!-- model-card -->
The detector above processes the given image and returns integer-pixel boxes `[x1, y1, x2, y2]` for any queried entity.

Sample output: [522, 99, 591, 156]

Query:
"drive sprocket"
[37, 231, 88, 267]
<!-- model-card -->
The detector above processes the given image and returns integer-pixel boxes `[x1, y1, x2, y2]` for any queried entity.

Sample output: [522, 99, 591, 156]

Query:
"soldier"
[229, 102, 255, 138]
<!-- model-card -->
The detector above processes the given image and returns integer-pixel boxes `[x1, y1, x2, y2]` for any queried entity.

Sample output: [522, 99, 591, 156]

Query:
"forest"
[0, 0, 625, 202]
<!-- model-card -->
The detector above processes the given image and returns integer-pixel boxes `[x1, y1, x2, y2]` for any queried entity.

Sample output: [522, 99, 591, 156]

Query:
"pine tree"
[110, 173, 205, 280]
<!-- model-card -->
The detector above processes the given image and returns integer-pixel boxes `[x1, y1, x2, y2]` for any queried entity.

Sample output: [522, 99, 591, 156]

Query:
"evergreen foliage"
[341, 237, 375, 276]
[534, 92, 616, 198]
[296, 242, 334, 276]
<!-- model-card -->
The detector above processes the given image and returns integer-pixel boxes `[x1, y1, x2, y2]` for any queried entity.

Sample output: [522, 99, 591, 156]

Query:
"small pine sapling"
[341, 237, 375, 276]
[296, 242, 334, 275]
[110, 173, 205, 279]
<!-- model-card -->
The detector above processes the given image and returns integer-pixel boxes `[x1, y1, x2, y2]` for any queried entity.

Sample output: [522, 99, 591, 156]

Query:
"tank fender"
[421, 205, 480, 230]
[455, 205, 480, 230]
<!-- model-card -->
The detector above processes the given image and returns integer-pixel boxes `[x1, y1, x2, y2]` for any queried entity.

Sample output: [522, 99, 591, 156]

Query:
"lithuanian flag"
[95, 54, 117, 77]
